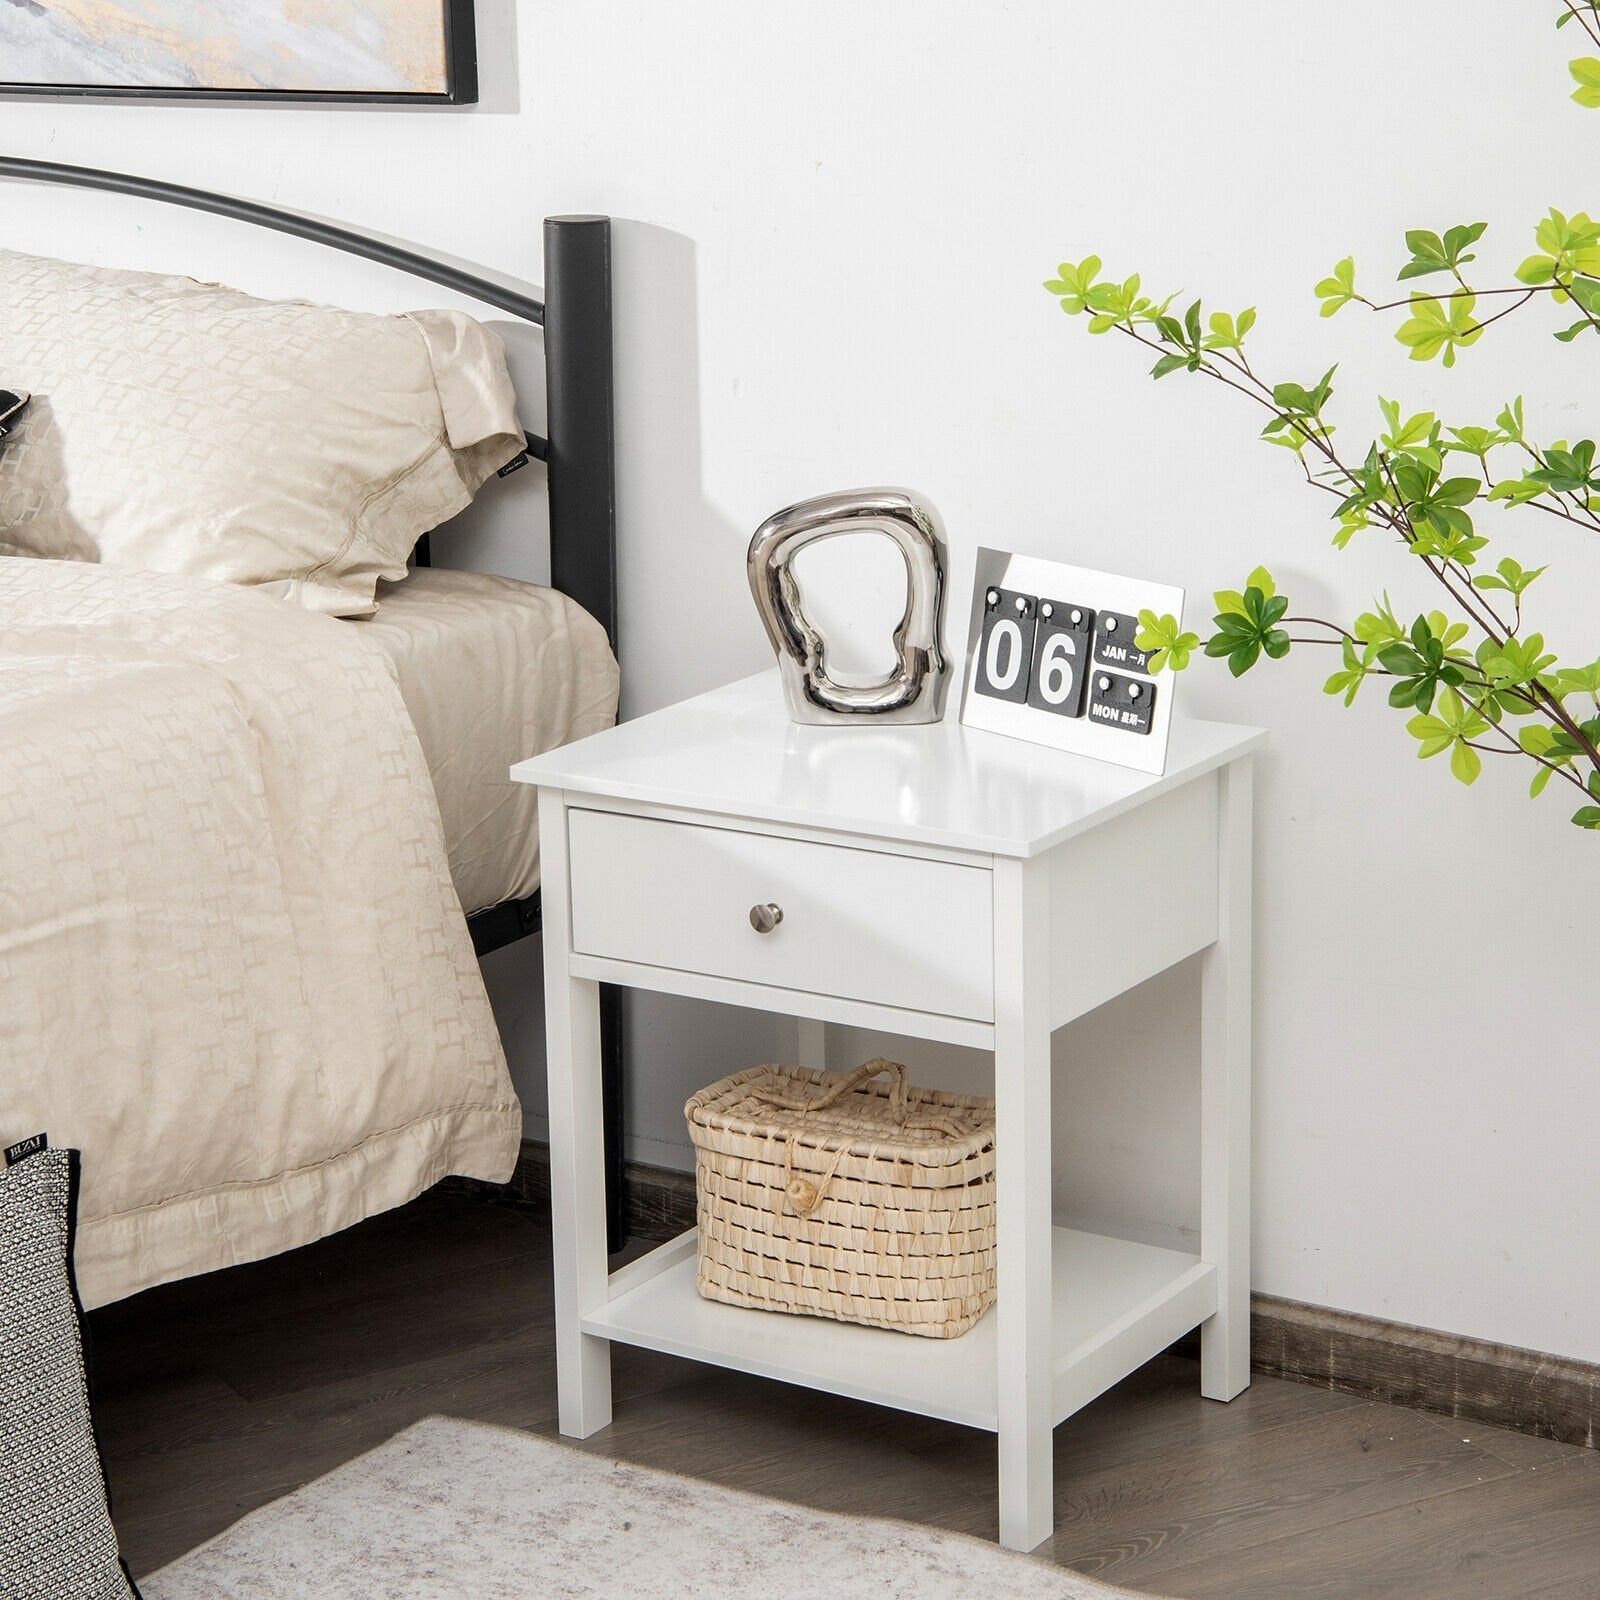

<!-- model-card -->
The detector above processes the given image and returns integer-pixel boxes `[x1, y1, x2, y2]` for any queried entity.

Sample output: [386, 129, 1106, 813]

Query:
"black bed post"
[544, 215, 617, 650]
[544, 215, 626, 1252]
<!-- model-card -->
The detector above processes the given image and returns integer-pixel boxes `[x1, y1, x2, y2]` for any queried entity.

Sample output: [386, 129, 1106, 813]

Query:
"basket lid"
[686, 1063, 995, 1165]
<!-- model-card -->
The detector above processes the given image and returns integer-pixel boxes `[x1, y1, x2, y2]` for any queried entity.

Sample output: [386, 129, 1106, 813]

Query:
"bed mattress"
[356, 566, 619, 915]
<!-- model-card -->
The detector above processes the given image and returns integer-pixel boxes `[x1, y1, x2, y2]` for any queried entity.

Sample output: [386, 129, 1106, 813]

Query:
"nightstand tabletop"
[512, 670, 1264, 858]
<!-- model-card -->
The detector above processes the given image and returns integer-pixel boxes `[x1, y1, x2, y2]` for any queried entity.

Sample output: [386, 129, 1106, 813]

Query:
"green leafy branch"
[1561, 0, 1600, 102]
[1043, 9, 1600, 829]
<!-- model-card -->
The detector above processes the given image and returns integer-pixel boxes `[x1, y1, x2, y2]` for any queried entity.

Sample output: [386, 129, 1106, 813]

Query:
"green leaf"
[1332, 509, 1371, 549]
[1397, 223, 1484, 282]
[1406, 713, 1455, 759]
[1204, 633, 1262, 676]
[1083, 273, 1165, 330]
[1354, 597, 1406, 648]
[1551, 658, 1600, 695]
[1570, 806, 1600, 828]
[1519, 719, 1586, 798]
[1474, 557, 1547, 597]
[1567, 275, 1600, 315]
[1395, 292, 1483, 368]
[1380, 619, 1470, 717]
[1572, 57, 1600, 106]
[1436, 476, 1480, 508]
[1134, 610, 1201, 674]
[1044, 256, 1105, 314]
[1488, 475, 1548, 507]
[1527, 438, 1600, 493]
[1204, 584, 1290, 677]
[1323, 638, 1370, 706]
[1481, 634, 1559, 691]
[1450, 740, 1483, 785]
[1379, 644, 1426, 676]
[1406, 689, 1489, 782]
[1397, 229, 1448, 281]
[1314, 256, 1357, 316]
[1378, 398, 1437, 452]
[1529, 209, 1600, 296]
[1202, 308, 1256, 352]
[1444, 424, 1506, 459]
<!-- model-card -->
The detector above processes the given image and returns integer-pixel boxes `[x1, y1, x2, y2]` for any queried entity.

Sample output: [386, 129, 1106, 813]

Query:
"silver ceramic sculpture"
[747, 487, 949, 725]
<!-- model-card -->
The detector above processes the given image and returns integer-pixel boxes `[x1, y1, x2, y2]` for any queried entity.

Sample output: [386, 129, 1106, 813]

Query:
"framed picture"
[0, 0, 477, 105]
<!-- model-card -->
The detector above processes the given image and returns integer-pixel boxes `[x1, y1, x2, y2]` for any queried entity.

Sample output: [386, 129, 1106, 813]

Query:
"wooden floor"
[92, 1191, 1600, 1598]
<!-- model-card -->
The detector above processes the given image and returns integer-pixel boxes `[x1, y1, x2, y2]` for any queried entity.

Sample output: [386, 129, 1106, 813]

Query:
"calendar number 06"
[974, 587, 1093, 718]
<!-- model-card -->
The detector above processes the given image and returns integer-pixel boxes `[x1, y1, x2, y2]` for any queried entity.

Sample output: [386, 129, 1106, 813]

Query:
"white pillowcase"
[0, 248, 524, 616]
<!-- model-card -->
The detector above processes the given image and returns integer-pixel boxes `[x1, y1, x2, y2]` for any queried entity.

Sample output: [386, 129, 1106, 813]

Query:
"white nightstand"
[512, 670, 1263, 1551]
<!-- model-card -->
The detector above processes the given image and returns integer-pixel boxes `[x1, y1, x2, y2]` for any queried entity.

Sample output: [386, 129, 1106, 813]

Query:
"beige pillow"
[0, 248, 524, 616]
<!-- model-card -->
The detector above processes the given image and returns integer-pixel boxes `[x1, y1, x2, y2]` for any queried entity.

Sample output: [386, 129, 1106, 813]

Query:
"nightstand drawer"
[567, 809, 994, 1022]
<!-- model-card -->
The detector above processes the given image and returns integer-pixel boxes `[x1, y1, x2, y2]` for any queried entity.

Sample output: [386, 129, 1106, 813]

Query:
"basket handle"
[757, 1058, 909, 1121]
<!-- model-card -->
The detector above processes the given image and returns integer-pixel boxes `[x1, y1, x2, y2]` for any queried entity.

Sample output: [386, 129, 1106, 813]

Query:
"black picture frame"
[0, 0, 477, 106]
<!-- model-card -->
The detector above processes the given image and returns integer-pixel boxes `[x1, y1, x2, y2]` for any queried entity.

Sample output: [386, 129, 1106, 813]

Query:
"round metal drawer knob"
[749, 902, 784, 934]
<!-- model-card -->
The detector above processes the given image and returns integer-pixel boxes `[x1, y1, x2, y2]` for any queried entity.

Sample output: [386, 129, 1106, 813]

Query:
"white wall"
[6, 1, 1597, 1364]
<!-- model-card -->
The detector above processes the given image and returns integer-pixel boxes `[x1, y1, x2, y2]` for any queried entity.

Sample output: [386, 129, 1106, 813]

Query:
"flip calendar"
[959, 548, 1183, 775]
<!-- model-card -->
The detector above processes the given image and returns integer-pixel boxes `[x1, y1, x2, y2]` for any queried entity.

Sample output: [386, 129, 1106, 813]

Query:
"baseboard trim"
[451, 1140, 1598, 1452]
[1247, 1293, 1597, 1450]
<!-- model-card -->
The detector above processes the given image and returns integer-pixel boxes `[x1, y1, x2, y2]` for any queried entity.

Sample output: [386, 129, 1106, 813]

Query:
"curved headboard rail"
[0, 157, 546, 324]
[0, 157, 617, 653]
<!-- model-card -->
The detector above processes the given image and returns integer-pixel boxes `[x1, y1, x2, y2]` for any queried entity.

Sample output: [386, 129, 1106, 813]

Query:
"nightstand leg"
[993, 857, 1054, 1552]
[793, 1016, 828, 1069]
[1200, 757, 1253, 1402]
[540, 790, 613, 1438]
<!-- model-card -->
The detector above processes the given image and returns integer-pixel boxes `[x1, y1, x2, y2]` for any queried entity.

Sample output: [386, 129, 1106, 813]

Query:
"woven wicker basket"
[685, 1059, 996, 1339]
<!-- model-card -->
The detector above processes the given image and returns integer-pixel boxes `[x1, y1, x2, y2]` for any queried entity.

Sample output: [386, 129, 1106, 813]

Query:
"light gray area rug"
[144, 1416, 1163, 1600]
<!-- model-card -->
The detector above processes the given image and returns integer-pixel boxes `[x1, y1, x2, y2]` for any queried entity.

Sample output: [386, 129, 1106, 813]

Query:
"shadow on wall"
[478, 223, 795, 1146]
[435, 317, 552, 585]
[611, 219, 772, 720]
[608, 222, 796, 1147]
[412, 220, 769, 709]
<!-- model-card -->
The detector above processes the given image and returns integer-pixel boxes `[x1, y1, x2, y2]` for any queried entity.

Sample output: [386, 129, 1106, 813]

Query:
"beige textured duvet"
[0, 560, 520, 1308]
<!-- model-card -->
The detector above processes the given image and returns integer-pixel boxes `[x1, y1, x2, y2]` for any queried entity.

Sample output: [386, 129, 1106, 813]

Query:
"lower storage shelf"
[582, 1225, 1218, 1432]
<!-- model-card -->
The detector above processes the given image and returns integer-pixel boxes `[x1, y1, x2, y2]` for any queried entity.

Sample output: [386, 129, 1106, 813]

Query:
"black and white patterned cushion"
[0, 1146, 139, 1599]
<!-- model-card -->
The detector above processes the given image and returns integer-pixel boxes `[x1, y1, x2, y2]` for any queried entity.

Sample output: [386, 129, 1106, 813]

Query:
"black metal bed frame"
[0, 157, 628, 1246]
